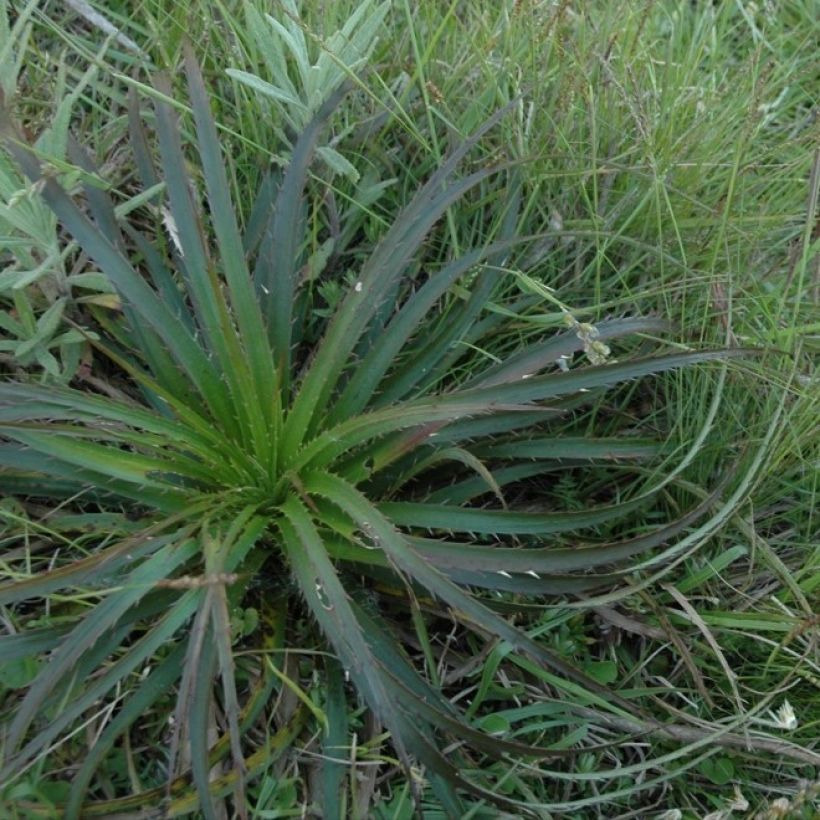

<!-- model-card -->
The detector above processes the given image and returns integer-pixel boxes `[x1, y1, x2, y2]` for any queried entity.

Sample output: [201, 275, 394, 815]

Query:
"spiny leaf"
[278, 495, 415, 770]
[0, 521, 197, 605]
[304, 472, 644, 719]
[255, 82, 351, 384]
[283, 107, 518, 457]
[3, 587, 201, 782]
[0, 112, 229, 422]
[449, 349, 753, 408]
[474, 436, 662, 461]
[379, 493, 647, 536]
[184, 44, 279, 471]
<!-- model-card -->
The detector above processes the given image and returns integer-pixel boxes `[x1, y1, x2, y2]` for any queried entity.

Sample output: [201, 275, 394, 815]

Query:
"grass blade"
[63, 642, 188, 819]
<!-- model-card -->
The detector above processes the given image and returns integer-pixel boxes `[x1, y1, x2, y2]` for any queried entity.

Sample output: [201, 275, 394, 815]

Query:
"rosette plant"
[0, 49, 742, 817]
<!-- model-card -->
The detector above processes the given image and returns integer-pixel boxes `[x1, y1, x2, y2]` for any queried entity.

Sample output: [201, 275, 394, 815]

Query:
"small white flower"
[769, 797, 791, 815]
[750, 698, 799, 731]
[729, 785, 749, 811]
[771, 699, 798, 730]
[698, 787, 749, 820]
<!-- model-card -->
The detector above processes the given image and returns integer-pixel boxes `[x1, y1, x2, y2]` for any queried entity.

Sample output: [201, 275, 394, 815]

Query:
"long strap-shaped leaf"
[183, 45, 280, 471]
[188, 639, 220, 820]
[378, 493, 646, 536]
[73, 710, 309, 817]
[63, 641, 189, 819]
[286, 166, 509, 451]
[324, 347, 731, 483]
[277, 496, 414, 770]
[7, 430, 196, 504]
[373, 175, 524, 407]
[470, 316, 672, 388]
[439, 348, 751, 408]
[350, 598, 591, 761]
[254, 83, 351, 386]
[10, 514, 266, 800]
[0, 115, 231, 426]
[279, 499, 535, 815]
[4, 590, 201, 786]
[7, 421, 222, 480]
[0, 441, 190, 510]
[2, 535, 199, 760]
[0, 520, 195, 605]
[203, 526, 250, 817]
[65, 133, 186, 396]
[319, 658, 348, 820]
[304, 472, 645, 718]
[346, 406, 564, 484]
[436, 408, 571, 445]
[474, 437, 662, 461]
[431, 463, 574, 506]
[328, 237, 529, 425]
[284, 108, 518, 457]
[322, 534, 605, 595]
[126, 93, 197, 337]
[406, 481, 724, 579]
[0, 625, 73, 662]
[152, 74, 263, 452]
[0, 383, 232, 465]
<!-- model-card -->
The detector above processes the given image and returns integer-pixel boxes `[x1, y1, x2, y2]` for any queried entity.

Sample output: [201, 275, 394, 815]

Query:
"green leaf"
[304, 472, 640, 718]
[478, 714, 512, 736]
[184, 45, 278, 469]
[4, 589, 201, 783]
[152, 72, 253, 445]
[329, 239, 525, 425]
[0, 656, 40, 689]
[475, 437, 662, 461]
[699, 756, 735, 786]
[316, 145, 360, 181]
[0, 524, 191, 605]
[278, 497, 410, 755]
[255, 82, 350, 388]
[583, 661, 618, 685]
[283, 105, 517, 458]
[0, 627, 70, 662]
[0, 115, 227, 420]
[188, 633, 220, 820]
[320, 659, 349, 819]
[379, 494, 646, 536]
[450, 349, 753, 408]
[226, 69, 308, 110]
[14, 297, 65, 358]
[2, 537, 198, 758]
[406, 476, 729, 585]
